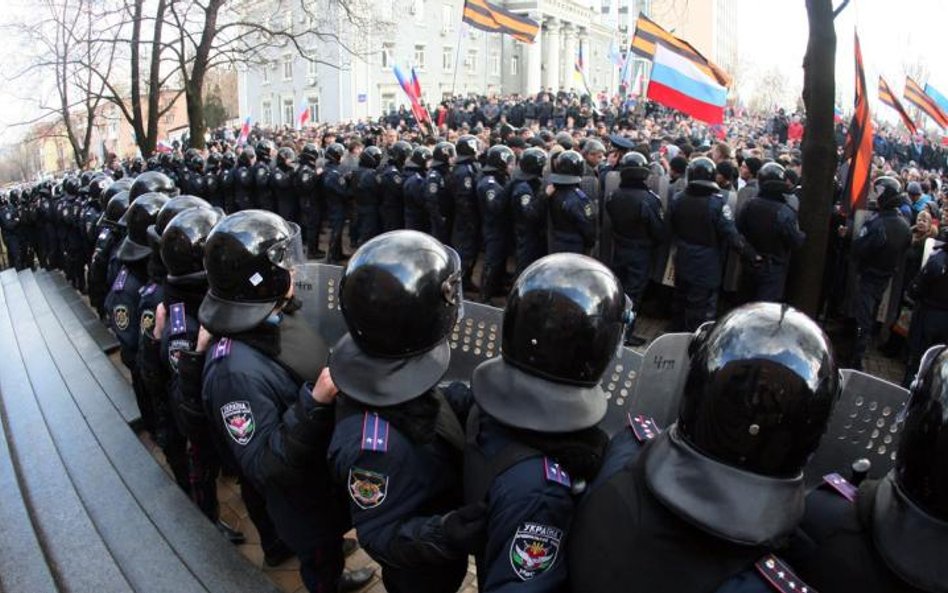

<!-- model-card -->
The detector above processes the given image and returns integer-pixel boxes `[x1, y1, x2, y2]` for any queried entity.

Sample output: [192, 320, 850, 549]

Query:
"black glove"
[441, 502, 488, 555]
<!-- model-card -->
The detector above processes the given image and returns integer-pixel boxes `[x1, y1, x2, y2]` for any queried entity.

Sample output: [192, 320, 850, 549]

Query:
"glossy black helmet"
[160, 206, 224, 280]
[324, 143, 346, 164]
[115, 192, 170, 261]
[188, 154, 205, 172]
[518, 147, 548, 178]
[102, 190, 130, 227]
[550, 150, 584, 185]
[206, 152, 221, 170]
[679, 303, 841, 478]
[221, 151, 236, 169]
[255, 140, 275, 162]
[359, 145, 383, 169]
[237, 147, 255, 167]
[456, 134, 479, 161]
[482, 145, 515, 174]
[63, 176, 80, 196]
[406, 146, 432, 171]
[128, 171, 176, 202]
[103, 178, 132, 203]
[299, 143, 320, 166]
[618, 151, 651, 182]
[502, 253, 629, 387]
[389, 140, 412, 167]
[431, 141, 456, 167]
[147, 195, 212, 246]
[80, 170, 96, 187]
[758, 162, 790, 195]
[686, 157, 720, 192]
[896, 345, 948, 520]
[89, 174, 114, 207]
[276, 147, 296, 169]
[331, 230, 461, 405]
[200, 210, 304, 334]
[872, 176, 903, 210]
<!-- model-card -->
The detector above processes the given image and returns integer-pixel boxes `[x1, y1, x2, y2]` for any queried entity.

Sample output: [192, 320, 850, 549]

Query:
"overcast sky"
[1, 0, 946, 144]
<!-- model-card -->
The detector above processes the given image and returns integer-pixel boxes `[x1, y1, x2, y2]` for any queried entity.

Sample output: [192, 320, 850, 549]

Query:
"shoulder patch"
[394, 174, 402, 185]
[348, 467, 389, 510]
[755, 554, 814, 593]
[627, 413, 661, 443]
[519, 194, 532, 208]
[543, 457, 571, 488]
[822, 472, 858, 502]
[510, 522, 563, 581]
[722, 203, 734, 221]
[464, 176, 472, 189]
[112, 268, 128, 291]
[486, 189, 496, 202]
[428, 182, 439, 194]
[583, 202, 593, 218]
[112, 304, 130, 332]
[858, 225, 868, 238]
[211, 337, 232, 360]
[220, 400, 255, 445]
[361, 412, 390, 452]
[140, 309, 155, 335]
[169, 302, 187, 336]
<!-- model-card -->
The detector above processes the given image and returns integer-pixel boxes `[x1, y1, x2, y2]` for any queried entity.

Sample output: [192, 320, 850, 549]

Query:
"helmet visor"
[266, 222, 305, 272]
[901, 343, 947, 421]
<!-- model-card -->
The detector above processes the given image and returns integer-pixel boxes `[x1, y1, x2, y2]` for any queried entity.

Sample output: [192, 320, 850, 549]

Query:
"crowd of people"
[0, 94, 945, 593]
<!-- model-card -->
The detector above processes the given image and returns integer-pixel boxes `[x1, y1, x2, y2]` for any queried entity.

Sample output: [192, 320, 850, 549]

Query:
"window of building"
[382, 93, 397, 113]
[262, 63, 271, 84]
[466, 49, 477, 73]
[489, 51, 500, 76]
[283, 98, 294, 125]
[412, 0, 424, 21]
[510, 55, 519, 76]
[414, 44, 426, 70]
[262, 101, 272, 125]
[283, 56, 293, 80]
[307, 52, 317, 78]
[308, 97, 319, 123]
[381, 43, 394, 68]
[441, 4, 454, 33]
[442, 46, 453, 72]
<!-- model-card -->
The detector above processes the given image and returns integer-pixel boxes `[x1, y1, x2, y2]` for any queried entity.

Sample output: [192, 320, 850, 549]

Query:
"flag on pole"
[393, 64, 432, 132]
[298, 98, 311, 129]
[237, 117, 251, 146]
[925, 83, 948, 115]
[841, 32, 873, 213]
[631, 13, 731, 87]
[461, 0, 539, 43]
[574, 42, 592, 96]
[608, 39, 623, 67]
[878, 76, 917, 134]
[645, 43, 726, 124]
[904, 77, 948, 128]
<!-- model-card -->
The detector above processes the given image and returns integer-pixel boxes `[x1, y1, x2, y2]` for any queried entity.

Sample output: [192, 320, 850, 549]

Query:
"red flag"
[841, 32, 873, 213]
[878, 77, 917, 134]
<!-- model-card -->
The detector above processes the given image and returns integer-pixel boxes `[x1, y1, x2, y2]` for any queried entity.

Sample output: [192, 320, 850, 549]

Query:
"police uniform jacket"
[549, 186, 596, 254]
[669, 189, 750, 289]
[853, 210, 912, 281]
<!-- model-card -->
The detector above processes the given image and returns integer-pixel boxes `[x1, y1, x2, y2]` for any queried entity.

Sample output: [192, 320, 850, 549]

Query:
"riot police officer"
[218, 151, 237, 213]
[88, 189, 130, 318]
[128, 170, 177, 202]
[851, 176, 912, 371]
[426, 142, 455, 245]
[737, 162, 806, 303]
[380, 140, 411, 231]
[295, 143, 324, 258]
[669, 157, 755, 332]
[204, 152, 224, 209]
[352, 145, 383, 246]
[183, 151, 207, 198]
[322, 142, 350, 264]
[199, 210, 373, 593]
[253, 140, 276, 212]
[510, 146, 548, 275]
[788, 345, 948, 592]
[466, 253, 629, 591]
[606, 151, 667, 346]
[451, 135, 481, 287]
[273, 147, 299, 225]
[327, 230, 482, 593]
[477, 144, 515, 302]
[403, 146, 432, 234]
[570, 302, 840, 593]
[549, 150, 597, 255]
[233, 148, 255, 212]
[0, 192, 22, 269]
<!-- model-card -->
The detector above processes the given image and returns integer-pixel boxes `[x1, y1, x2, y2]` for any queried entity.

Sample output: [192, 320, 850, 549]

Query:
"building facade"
[238, 0, 621, 127]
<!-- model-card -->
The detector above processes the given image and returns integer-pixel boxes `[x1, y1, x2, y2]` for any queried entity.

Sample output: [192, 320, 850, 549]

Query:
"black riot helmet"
[103, 178, 132, 203]
[431, 141, 456, 167]
[188, 153, 205, 173]
[89, 174, 114, 207]
[502, 253, 629, 387]
[678, 303, 841, 478]
[331, 230, 462, 405]
[147, 195, 212, 246]
[456, 134, 479, 161]
[482, 145, 515, 174]
[276, 147, 297, 170]
[324, 143, 346, 164]
[872, 176, 903, 210]
[115, 192, 170, 261]
[389, 140, 412, 167]
[200, 210, 304, 335]
[80, 170, 95, 187]
[618, 151, 651, 182]
[896, 345, 948, 521]
[518, 147, 548, 179]
[550, 149, 584, 185]
[221, 151, 236, 169]
[360, 145, 383, 169]
[206, 152, 222, 171]
[237, 147, 255, 167]
[758, 162, 790, 195]
[128, 171, 176, 202]
[160, 206, 224, 280]
[299, 143, 320, 166]
[63, 176, 80, 196]
[406, 146, 432, 171]
[102, 191, 130, 227]
[184, 147, 200, 162]
[255, 140, 275, 162]
[131, 156, 145, 174]
[686, 157, 720, 193]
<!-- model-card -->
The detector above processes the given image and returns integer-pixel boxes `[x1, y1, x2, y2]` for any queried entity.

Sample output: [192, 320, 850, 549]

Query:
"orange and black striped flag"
[630, 12, 731, 87]
[878, 76, 917, 135]
[904, 77, 948, 128]
[842, 32, 873, 213]
[462, 0, 539, 44]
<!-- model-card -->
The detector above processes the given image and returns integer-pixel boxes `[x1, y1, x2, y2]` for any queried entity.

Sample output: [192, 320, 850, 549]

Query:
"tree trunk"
[786, 0, 838, 317]
[186, 82, 206, 149]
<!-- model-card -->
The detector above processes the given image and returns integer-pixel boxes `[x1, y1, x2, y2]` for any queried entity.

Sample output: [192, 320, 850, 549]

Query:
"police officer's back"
[509, 147, 549, 275]
[569, 303, 840, 593]
[450, 135, 482, 286]
[466, 253, 628, 591]
[252, 140, 276, 212]
[321, 143, 350, 264]
[272, 147, 299, 225]
[788, 346, 948, 593]
[548, 150, 597, 255]
[232, 148, 255, 212]
[352, 145, 383, 246]
[426, 142, 456, 245]
[294, 143, 324, 258]
[477, 145, 515, 303]
[403, 147, 432, 234]
[380, 141, 411, 232]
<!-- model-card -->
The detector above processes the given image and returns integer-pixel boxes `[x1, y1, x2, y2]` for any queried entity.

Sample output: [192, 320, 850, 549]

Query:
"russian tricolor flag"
[646, 44, 726, 124]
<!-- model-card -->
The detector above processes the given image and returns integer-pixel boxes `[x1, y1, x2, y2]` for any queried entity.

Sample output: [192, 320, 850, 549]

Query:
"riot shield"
[626, 332, 694, 427]
[444, 302, 504, 383]
[294, 262, 348, 347]
[599, 346, 645, 437]
[804, 369, 909, 488]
